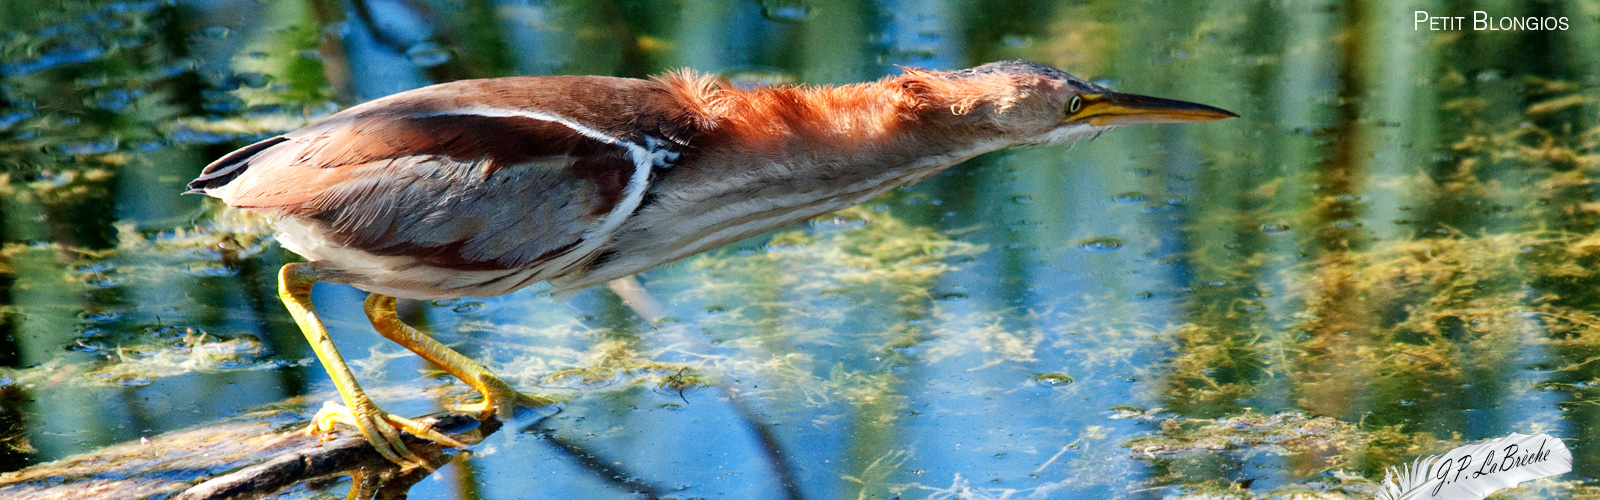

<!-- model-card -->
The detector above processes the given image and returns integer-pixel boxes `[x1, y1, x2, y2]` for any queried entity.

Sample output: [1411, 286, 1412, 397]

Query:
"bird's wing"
[202, 108, 663, 272]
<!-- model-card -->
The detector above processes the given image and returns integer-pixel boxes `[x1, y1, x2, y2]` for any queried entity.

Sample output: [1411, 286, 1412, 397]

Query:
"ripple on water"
[1113, 192, 1147, 205]
[1077, 237, 1124, 253]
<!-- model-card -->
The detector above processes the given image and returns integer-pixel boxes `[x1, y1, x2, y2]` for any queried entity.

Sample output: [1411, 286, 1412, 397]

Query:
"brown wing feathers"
[189, 75, 709, 272]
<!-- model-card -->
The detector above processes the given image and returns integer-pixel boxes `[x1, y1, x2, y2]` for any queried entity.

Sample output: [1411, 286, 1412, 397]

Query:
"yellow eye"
[1067, 95, 1083, 114]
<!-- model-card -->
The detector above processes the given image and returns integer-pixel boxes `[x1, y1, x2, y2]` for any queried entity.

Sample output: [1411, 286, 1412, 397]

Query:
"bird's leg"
[364, 294, 554, 421]
[278, 263, 465, 469]
[606, 276, 665, 324]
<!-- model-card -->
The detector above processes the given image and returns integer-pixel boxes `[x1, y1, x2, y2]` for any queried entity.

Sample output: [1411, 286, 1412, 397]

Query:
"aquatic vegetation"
[2, 0, 1599, 497]
[691, 205, 986, 309]
[539, 340, 710, 394]
[1129, 411, 1444, 466]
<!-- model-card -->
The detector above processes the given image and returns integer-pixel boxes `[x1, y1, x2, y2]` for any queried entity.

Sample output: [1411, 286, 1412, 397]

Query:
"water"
[1, 0, 1598, 499]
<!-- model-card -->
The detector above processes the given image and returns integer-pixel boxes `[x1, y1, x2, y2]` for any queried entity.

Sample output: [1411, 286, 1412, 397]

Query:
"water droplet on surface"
[198, 26, 231, 39]
[1260, 223, 1290, 233]
[1012, 195, 1033, 205]
[1000, 35, 1031, 48]
[1113, 192, 1147, 204]
[759, 0, 814, 23]
[1033, 373, 1073, 387]
[810, 214, 868, 230]
[406, 43, 451, 67]
[1077, 237, 1123, 253]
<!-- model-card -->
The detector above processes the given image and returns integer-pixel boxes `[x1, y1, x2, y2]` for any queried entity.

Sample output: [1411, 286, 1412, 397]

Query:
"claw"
[307, 401, 467, 470]
[453, 375, 554, 421]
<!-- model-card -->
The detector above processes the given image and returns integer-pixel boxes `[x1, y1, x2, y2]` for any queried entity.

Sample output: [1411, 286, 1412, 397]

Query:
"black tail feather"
[185, 136, 290, 195]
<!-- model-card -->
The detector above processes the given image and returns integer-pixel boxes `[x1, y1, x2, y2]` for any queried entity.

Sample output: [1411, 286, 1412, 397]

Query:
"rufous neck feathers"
[655, 69, 1026, 159]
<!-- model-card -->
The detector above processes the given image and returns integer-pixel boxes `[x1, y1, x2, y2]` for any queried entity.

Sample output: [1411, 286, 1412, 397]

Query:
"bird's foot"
[456, 375, 557, 422]
[306, 401, 468, 469]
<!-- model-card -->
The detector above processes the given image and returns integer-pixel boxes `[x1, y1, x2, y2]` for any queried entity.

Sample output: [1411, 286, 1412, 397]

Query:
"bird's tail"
[184, 136, 290, 195]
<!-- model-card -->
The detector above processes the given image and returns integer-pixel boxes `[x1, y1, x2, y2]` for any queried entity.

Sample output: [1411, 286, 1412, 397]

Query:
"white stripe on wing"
[407, 106, 672, 279]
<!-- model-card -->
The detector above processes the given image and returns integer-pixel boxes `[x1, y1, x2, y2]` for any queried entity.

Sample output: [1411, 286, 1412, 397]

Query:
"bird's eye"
[1067, 95, 1083, 114]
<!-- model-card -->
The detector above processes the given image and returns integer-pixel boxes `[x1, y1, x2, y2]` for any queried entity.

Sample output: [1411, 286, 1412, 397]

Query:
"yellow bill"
[1068, 92, 1238, 126]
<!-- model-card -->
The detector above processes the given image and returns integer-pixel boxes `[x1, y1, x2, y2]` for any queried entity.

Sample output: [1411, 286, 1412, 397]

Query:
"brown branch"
[177, 413, 497, 500]
[0, 409, 500, 500]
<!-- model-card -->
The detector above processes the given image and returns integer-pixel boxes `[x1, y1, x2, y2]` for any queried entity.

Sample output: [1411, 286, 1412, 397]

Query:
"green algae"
[539, 340, 710, 393]
[1, 0, 1599, 498]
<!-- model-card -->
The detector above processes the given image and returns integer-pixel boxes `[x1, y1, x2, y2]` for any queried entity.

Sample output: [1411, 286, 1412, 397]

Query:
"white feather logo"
[1375, 433, 1571, 500]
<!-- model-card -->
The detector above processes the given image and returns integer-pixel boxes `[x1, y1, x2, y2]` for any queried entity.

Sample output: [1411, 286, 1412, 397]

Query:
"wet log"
[0, 408, 496, 500]
[177, 413, 494, 500]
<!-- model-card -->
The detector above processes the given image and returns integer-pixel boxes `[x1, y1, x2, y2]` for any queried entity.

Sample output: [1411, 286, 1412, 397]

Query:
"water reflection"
[1, 0, 1599, 498]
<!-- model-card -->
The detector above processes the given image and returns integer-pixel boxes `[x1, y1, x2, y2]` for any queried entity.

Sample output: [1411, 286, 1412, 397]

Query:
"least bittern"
[187, 60, 1236, 467]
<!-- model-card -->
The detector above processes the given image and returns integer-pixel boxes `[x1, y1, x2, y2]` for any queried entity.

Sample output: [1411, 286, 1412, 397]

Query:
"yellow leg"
[278, 263, 465, 469]
[364, 294, 553, 421]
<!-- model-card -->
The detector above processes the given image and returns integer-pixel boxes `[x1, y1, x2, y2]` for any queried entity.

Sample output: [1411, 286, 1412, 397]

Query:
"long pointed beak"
[1072, 92, 1238, 126]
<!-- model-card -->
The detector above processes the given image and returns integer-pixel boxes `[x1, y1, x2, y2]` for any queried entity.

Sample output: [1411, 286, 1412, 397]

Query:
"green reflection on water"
[2, 0, 1599, 498]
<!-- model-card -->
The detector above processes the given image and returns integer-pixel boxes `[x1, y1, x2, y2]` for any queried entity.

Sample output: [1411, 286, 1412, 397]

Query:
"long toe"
[457, 376, 557, 421]
[386, 413, 470, 449]
[307, 401, 453, 470]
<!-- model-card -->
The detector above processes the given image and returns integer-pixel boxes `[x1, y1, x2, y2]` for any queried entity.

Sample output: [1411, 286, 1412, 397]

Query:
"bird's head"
[900, 60, 1237, 147]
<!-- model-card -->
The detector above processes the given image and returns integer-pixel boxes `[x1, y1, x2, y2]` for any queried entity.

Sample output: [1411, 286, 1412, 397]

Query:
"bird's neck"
[668, 74, 1012, 180]
[581, 75, 1006, 279]
[567, 73, 1020, 289]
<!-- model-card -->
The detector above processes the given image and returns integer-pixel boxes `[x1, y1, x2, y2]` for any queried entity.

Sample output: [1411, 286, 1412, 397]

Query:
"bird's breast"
[559, 138, 1010, 290]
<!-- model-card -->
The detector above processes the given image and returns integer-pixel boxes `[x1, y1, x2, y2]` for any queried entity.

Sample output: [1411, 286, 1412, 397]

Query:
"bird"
[186, 59, 1236, 468]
